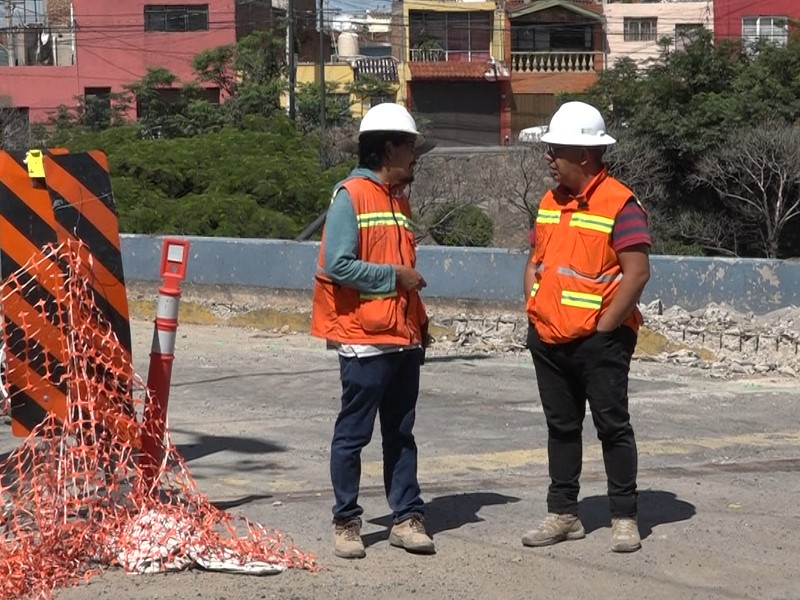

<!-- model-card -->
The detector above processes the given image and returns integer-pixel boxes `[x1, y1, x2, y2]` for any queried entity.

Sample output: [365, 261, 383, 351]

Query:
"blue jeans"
[330, 349, 424, 524]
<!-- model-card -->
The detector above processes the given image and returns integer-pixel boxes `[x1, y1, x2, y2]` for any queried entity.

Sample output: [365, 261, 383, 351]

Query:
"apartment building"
[604, 0, 713, 68]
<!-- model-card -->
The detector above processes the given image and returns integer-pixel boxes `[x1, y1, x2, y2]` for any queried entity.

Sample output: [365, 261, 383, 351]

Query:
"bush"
[429, 203, 494, 247]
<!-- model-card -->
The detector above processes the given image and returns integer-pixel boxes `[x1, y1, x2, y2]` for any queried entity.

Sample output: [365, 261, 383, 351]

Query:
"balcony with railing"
[510, 51, 602, 73]
[409, 48, 491, 63]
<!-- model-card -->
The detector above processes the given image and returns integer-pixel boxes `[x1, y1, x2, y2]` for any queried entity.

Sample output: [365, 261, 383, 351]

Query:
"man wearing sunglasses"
[521, 101, 651, 553]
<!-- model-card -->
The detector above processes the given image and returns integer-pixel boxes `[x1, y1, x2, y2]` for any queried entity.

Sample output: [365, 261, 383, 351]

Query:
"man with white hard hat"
[311, 103, 435, 559]
[521, 101, 651, 553]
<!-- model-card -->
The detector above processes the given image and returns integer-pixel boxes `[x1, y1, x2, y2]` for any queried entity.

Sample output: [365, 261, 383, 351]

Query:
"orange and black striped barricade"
[0, 148, 134, 439]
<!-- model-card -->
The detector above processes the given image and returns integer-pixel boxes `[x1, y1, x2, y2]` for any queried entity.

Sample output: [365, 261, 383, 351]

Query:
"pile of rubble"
[429, 301, 800, 379]
[637, 300, 800, 378]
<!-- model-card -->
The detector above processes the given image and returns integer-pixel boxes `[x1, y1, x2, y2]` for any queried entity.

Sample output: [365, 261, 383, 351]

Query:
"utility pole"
[287, 0, 296, 121]
[318, 0, 326, 133]
[4, 0, 16, 67]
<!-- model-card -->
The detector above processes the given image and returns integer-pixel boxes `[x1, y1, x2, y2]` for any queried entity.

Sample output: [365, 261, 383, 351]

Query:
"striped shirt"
[528, 198, 651, 252]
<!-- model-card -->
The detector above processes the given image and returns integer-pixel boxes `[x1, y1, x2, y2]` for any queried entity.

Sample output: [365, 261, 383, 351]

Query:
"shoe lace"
[613, 519, 637, 537]
[408, 516, 427, 534]
[540, 513, 569, 533]
[338, 521, 361, 541]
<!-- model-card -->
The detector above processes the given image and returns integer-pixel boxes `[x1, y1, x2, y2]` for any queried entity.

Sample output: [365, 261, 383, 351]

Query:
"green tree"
[346, 75, 396, 110]
[193, 29, 286, 124]
[296, 81, 354, 133]
[564, 29, 800, 257]
[429, 203, 494, 247]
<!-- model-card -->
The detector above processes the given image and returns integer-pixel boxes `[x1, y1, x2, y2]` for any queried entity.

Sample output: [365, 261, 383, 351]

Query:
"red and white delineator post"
[139, 238, 190, 490]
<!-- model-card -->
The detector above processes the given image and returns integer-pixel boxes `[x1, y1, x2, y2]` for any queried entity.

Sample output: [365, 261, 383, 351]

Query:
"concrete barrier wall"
[121, 235, 800, 314]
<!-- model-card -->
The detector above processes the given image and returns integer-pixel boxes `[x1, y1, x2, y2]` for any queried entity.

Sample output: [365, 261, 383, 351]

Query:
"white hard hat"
[359, 103, 426, 148]
[540, 101, 616, 147]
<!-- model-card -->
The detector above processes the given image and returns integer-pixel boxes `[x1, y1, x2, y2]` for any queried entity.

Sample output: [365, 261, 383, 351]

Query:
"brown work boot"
[522, 513, 585, 547]
[334, 520, 366, 559]
[611, 517, 641, 553]
[389, 515, 435, 554]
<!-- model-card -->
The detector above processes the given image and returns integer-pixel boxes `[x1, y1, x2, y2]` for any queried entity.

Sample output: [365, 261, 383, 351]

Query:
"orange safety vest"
[310, 176, 426, 346]
[527, 169, 643, 344]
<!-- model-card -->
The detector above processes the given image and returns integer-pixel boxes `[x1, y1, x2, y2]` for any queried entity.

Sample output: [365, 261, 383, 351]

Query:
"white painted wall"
[604, 1, 714, 68]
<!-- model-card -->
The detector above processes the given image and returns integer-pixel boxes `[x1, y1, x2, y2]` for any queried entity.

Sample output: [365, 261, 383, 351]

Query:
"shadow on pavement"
[171, 428, 287, 462]
[212, 494, 274, 510]
[424, 354, 493, 364]
[579, 490, 696, 540]
[363, 491, 521, 547]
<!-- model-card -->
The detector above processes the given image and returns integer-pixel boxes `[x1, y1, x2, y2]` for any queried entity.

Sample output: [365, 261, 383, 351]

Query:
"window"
[144, 5, 209, 32]
[409, 11, 492, 62]
[742, 16, 788, 47]
[675, 23, 703, 50]
[511, 23, 592, 52]
[623, 18, 657, 42]
[511, 24, 593, 52]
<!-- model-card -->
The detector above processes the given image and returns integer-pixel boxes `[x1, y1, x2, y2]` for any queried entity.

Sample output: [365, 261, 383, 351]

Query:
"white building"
[604, 0, 714, 68]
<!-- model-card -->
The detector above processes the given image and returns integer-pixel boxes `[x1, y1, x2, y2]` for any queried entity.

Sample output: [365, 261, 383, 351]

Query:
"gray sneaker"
[522, 513, 586, 547]
[334, 520, 366, 559]
[611, 517, 641, 553]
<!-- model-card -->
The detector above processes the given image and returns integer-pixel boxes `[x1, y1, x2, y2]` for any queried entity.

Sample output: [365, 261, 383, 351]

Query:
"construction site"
[37, 296, 800, 600]
[0, 143, 796, 599]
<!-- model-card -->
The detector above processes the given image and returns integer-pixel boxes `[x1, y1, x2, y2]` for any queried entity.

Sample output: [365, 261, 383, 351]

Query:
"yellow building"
[284, 58, 401, 119]
[392, 0, 511, 146]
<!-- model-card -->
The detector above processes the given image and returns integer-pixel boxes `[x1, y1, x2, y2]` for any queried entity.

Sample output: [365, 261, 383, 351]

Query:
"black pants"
[528, 323, 638, 517]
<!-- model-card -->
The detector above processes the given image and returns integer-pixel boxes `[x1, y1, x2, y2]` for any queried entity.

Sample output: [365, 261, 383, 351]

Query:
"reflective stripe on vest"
[536, 208, 560, 225]
[561, 290, 603, 310]
[556, 266, 622, 284]
[360, 291, 398, 300]
[569, 212, 614, 234]
[357, 211, 414, 230]
[529, 282, 540, 298]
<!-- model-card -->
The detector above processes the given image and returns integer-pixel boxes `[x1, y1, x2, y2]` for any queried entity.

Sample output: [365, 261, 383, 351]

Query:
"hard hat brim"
[339, 132, 433, 156]
[539, 131, 616, 146]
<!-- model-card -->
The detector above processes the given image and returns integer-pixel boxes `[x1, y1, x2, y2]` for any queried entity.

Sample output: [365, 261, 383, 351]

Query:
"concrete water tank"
[337, 31, 360, 58]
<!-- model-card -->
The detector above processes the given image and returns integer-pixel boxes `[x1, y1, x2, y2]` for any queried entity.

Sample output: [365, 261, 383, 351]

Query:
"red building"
[0, 0, 289, 129]
[714, 0, 799, 45]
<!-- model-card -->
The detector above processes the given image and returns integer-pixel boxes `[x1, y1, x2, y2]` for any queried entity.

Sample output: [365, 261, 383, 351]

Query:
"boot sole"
[388, 532, 436, 554]
[611, 542, 641, 553]
[522, 529, 586, 547]
[334, 548, 366, 559]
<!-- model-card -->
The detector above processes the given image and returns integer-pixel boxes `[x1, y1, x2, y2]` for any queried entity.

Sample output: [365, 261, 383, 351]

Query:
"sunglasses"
[546, 144, 580, 158]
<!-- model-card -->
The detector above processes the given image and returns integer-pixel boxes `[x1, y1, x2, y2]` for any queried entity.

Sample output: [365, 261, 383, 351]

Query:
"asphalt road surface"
[2, 320, 796, 600]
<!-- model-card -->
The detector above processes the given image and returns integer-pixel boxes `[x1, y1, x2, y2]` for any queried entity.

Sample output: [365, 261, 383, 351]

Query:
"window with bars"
[742, 16, 788, 47]
[623, 17, 657, 42]
[144, 5, 209, 32]
[409, 11, 492, 62]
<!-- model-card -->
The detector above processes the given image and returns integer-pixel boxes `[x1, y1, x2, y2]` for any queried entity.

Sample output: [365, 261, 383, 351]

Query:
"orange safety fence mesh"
[0, 240, 317, 599]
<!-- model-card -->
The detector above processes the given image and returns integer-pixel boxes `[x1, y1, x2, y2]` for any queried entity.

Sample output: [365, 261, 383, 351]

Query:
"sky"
[328, 0, 391, 15]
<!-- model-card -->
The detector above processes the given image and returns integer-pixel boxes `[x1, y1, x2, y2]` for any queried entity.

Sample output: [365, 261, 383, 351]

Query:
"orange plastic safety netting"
[0, 240, 316, 599]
